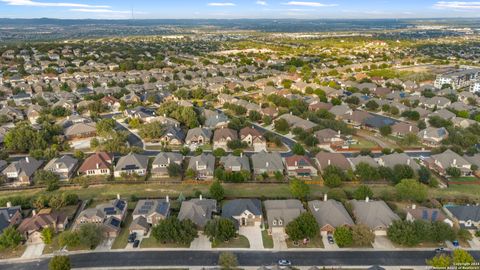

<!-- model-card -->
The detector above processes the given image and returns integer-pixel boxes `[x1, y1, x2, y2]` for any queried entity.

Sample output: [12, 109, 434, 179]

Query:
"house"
[276, 113, 316, 131]
[284, 155, 318, 178]
[349, 155, 379, 170]
[421, 96, 451, 109]
[444, 205, 480, 231]
[18, 209, 68, 243]
[430, 109, 456, 120]
[178, 197, 217, 229]
[43, 155, 79, 180]
[417, 127, 449, 147]
[187, 153, 215, 180]
[0, 203, 22, 234]
[377, 152, 420, 171]
[185, 127, 212, 146]
[329, 104, 353, 119]
[264, 200, 305, 234]
[391, 122, 419, 137]
[77, 152, 113, 176]
[64, 122, 97, 140]
[425, 149, 472, 176]
[213, 128, 238, 150]
[131, 198, 170, 235]
[315, 152, 351, 172]
[151, 152, 183, 178]
[342, 110, 372, 127]
[219, 154, 250, 173]
[239, 126, 267, 152]
[2, 157, 43, 185]
[315, 128, 345, 149]
[222, 199, 263, 228]
[308, 198, 354, 235]
[406, 205, 452, 227]
[251, 151, 284, 177]
[114, 153, 149, 178]
[158, 125, 185, 145]
[349, 198, 400, 235]
[205, 113, 229, 128]
[75, 196, 127, 236]
[129, 216, 150, 236]
[26, 104, 43, 124]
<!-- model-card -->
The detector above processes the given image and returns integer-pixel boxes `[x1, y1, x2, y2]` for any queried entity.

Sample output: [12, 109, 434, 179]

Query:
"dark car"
[128, 232, 137, 243]
[133, 240, 140, 248]
[327, 235, 335, 244]
[435, 247, 445, 254]
[278, 260, 292, 266]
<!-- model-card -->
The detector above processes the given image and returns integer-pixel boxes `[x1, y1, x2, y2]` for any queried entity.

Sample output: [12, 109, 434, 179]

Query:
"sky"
[1, 0, 480, 19]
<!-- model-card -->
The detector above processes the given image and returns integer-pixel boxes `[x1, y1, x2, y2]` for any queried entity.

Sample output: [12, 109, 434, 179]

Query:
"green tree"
[379, 125, 392, 137]
[427, 254, 452, 268]
[353, 185, 373, 200]
[213, 148, 227, 158]
[333, 226, 353, 247]
[167, 163, 182, 177]
[204, 218, 236, 244]
[96, 119, 116, 138]
[0, 227, 23, 249]
[138, 122, 164, 140]
[152, 217, 198, 245]
[292, 143, 305, 155]
[351, 224, 375, 246]
[218, 252, 238, 270]
[446, 167, 461, 177]
[78, 224, 104, 249]
[209, 181, 225, 201]
[365, 100, 379, 111]
[323, 173, 342, 188]
[34, 170, 60, 191]
[392, 164, 414, 184]
[41, 227, 54, 245]
[387, 220, 420, 246]
[417, 166, 431, 185]
[285, 213, 319, 241]
[58, 231, 80, 248]
[49, 255, 71, 270]
[395, 179, 427, 202]
[355, 162, 380, 182]
[274, 118, 289, 133]
[289, 179, 310, 200]
[452, 249, 475, 265]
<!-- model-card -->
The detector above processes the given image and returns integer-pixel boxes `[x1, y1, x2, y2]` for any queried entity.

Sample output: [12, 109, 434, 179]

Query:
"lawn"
[43, 235, 90, 254]
[349, 136, 378, 149]
[212, 235, 250, 248]
[286, 234, 324, 248]
[111, 210, 133, 249]
[448, 177, 479, 183]
[0, 245, 26, 259]
[140, 237, 190, 248]
[262, 230, 274, 249]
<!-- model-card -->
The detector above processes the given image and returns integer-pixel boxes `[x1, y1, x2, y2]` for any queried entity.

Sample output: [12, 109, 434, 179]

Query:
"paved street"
[3, 250, 480, 270]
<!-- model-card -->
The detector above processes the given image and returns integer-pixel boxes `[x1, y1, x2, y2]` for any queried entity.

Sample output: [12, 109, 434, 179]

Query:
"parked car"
[435, 247, 445, 254]
[133, 240, 140, 248]
[327, 235, 335, 244]
[128, 232, 137, 243]
[278, 260, 292, 266]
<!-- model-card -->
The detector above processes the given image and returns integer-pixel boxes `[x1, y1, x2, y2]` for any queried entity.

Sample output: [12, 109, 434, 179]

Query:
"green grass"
[140, 237, 190, 248]
[286, 234, 324, 248]
[262, 230, 274, 249]
[448, 177, 479, 183]
[0, 245, 26, 259]
[111, 211, 133, 249]
[350, 136, 378, 149]
[212, 235, 250, 248]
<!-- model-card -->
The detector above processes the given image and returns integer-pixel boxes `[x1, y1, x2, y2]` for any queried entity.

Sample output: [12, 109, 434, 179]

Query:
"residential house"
[151, 152, 183, 178]
[430, 109, 456, 121]
[284, 155, 318, 178]
[378, 152, 420, 171]
[77, 152, 113, 176]
[2, 157, 43, 185]
[277, 113, 316, 132]
[131, 198, 170, 235]
[315, 152, 351, 172]
[178, 197, 217, 229]
[406, 205, 452, 227]
[114, 153, 149, 178]
[349, 198, 400, 235]
[0, 203, 22, 233]
[342, 110, 372, 127]
[239, 126, 267, 152]
[64, 122, 97, 140]
[264, 199, 305, 234]
[444, 205, 480, 231]
[205, 113, 229, 129]
[187, 153, 215, 180]
[222, 199, 263, 228]
[315, 128, 345, 149]
[213, 128, 238, 150]
[219, 154, 250, 173]
[417, 127, 449, 147]
[18, 209, 68, 243]
[26, 104, 43, 124]
[421, 96, 451, 110]
[251, 151, 284, 177]
[425, 149, 472, 176]
[185, 127, 212, 146]
[158, 125, 185, 145]
[349, 155, 379, 170]
[391, 122, 419, 137]
[43, 155, 79, 180]
[308, 198, 354, 235]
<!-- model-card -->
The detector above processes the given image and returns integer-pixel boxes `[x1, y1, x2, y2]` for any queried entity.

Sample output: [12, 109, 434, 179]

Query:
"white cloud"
[207, 2, 236, 6]
[69, 8, 130, 14]
[283, 1, 337, 7]
[1, 0, 109, 8]
[256, 0, 267, 5]
[434, 1, 480, 9]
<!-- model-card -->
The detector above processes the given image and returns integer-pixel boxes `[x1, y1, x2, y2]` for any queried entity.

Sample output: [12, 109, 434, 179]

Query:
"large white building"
[470, 81, 480, 93]
[434, 69, 479, 90]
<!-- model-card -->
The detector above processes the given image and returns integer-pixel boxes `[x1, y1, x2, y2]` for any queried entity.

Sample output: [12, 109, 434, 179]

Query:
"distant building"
[434, 69, 479, 90]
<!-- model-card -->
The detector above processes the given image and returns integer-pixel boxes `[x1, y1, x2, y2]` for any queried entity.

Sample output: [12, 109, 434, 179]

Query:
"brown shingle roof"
[78, 152, 113, 173]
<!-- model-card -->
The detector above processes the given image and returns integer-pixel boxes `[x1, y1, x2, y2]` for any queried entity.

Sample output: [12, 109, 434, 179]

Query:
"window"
[278, 220, 283, 226]
[272, 220, 277, 226]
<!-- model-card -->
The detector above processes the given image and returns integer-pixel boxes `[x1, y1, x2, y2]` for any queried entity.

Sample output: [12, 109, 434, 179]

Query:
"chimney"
[167, 157, 171, 164]
[6, 202, 11, 208]
[365, 196, 370, 203]
[290, 111, 292, 115]
[412, 204, 416, 210]
[196, 160, 199, 168]
[407, 159, 411, 165]
[266, 162, 269, 168]
[163, 113, 166, 117]
[117, 194, 120, 200]
[323, 194, 328, 201]
[96, 163, 100, 169]
[409, 125, 412, 132]
[453, 159, 457, 166]
[240, 153, 243, 157]
[338, 130, 341, 136]
[349, 111, 353, 116]
[56, 163, 60, 169]
[328, 159, 331, 166]
[25, 157, 29, 163]
[32, 210, 37, 216]
[166, 195, 169, 203]
[199, 194, 203, 200]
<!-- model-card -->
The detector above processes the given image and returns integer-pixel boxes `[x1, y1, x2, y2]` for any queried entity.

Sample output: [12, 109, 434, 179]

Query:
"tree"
[351, 224, 375, 246]
[34, 170, 60, 191]
[213, 148, 227, 158]
[323, 173, 342, 188]
[446, 167, 461, 178]
[209, 181, 225, 201]
[334, 226, 353, 247]
[355, 162, 380, 182]
[58, 231, 80, 248]
[418, 166, 431, 185]
[41, 227, 54, 245]
[218, 252, 238, 270]
[379, 125, 392, 137]
[0, 227, 23, 249]
[167, 163, 182, 177]
[204, 218, 236, 244]
[96, 119, 116, 138]
[78, 224, 104, 249]
[392, 164, 414, 184]
[248, 110, 261, 122]
[138, 122, 164, 140]
[274, 118, 289, 133]
[49, 255, 71, 270]
[292, 143, 305, 155]
[387, 220, 421, 246]
[289, 179, 310, 200]
[353, 185, 373, 200]
[395, 179, 428, 202]
[427, 254, 452, 268]
[285, 212, 319, 241]
[152, 217, 197, 245]
[365, 100, 379, 111]
[452, 249, 475, 265]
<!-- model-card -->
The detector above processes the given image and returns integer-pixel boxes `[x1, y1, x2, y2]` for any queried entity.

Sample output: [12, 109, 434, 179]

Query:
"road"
[3, 250, 479, 270]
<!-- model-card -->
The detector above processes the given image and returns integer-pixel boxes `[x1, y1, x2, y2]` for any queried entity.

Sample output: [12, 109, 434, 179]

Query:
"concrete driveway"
[373, 236, 395, 249]
[95, 237, 115, 251]
[468, 237, 480, 249]
[271, 228, 288, 250]
[21, 243, 45, 259]
[239, 225, 263, 249]
[190, 233, 212, 250]
[322, 234, 339, 250]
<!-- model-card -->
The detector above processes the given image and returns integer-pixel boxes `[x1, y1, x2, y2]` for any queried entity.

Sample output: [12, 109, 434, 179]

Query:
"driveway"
[95, 237, 115, 251]
[322, 234, 339, 250]
[373, 236, 395, 249]
[271, 228, 287, 250]
[190, 233, 212, 250]
[468, 237, 480, 249]
[21, 243, 45, 259]
[239, 225, 263, 250]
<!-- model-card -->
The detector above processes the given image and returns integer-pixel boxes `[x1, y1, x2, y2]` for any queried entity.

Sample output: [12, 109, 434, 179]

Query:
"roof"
[78, 152, 112, 173]
[152, 152, 183, 166]
[315, 152, 351, 171]
[18, 210, 67, 234]
[213, 128, 238, 141]
[0, 206, 21, 233]
[407, 207, 447, 222]
[378, 153, 420, 171]
[219, 154, 250, 172]
[185, 127, 212, 142]
[115, 153, 149, 171]
[64, 122, 96, 136]
[430, 149, 471, 169]
[133, 199, 170, 218]
[44, 155, 78, 172]
[349, 156, 379, 169]
[222, 199, 262, 227]
[2, 157, 43, 179]
[391, 122, 419, 134]
[447, 205, 480, 222]
[349, 200, 400, 230]
[308, 200, 354, 229]
[188, 153, 215, 173]
[285, 155, 315, 168]
[418, 127, 449, 140]
[363, 115, 397, 128]
[178, 198, 217, 228]
[264, 199, 305, 228]
[130, 216, 150, 231]
[251, 151, 284, 172]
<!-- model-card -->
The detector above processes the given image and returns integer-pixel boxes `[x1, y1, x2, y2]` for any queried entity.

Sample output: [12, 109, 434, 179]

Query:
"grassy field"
[0, 245, 26, 259]
[111, 211, 134, 250]
[448, 177, 479, 183]
[286, 234, 324, 248]
[262, 230, 274, 249]
[350, 136, 378, 149]
[212, 235, 250, 248]
[140, 237, 190, 248]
